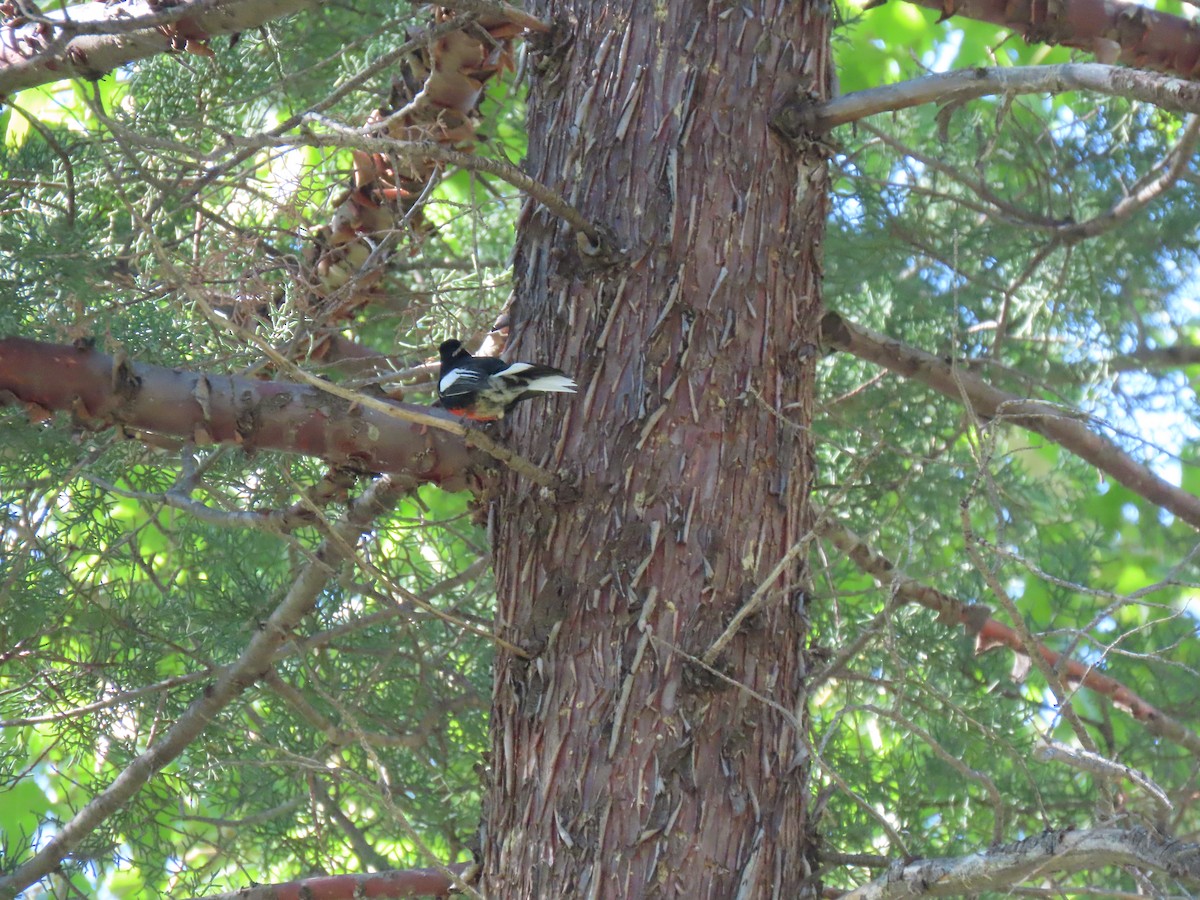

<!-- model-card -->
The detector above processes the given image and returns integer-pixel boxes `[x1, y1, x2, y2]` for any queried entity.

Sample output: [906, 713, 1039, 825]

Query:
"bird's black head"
[439, 339, 470, 363]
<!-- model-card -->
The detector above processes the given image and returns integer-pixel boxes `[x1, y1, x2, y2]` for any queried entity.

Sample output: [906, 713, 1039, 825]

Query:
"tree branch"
[0, 557, 490, 729]
[1037, 741, 1173, 816]
[817, 519, 1200, 758]
[881, 0, 1200, 80]
[0, 0, 312, 96]
[0, 477, 403, 900]
[1112, 343, 1200, 372]
[843, 827, 1200, 899]
[821, 313, 1200, 530]
[178, 865, 471, 900]
[0, 336, 481, 489]
[1055, 115, 1200, 241]
[782, 63, 1200, 133]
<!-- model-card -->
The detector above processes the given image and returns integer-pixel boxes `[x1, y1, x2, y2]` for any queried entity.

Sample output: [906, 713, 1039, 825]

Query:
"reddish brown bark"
[304, 9, 549, 331]
[974, 618, 1189, 740]
[892, 0, 1200, 78]
[0, 337, 479, 489]
[821, 522, 1200, 757]
[0, 0, 311, 96]
[484, 2, 831, 895]
[184, 865, 469, 899]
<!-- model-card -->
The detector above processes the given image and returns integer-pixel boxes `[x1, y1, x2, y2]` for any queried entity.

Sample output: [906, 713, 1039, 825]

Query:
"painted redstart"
[435, 339, 577, 421]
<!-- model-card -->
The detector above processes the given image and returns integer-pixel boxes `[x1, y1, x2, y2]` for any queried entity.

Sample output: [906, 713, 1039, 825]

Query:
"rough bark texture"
[484, 1, 831, 896]
[896, 0, 1200, 77]
[0, 337, 480, 489]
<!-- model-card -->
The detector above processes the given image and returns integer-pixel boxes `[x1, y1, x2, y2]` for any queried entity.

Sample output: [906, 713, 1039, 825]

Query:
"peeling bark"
[0, 337, 481, 490]
[484, 1, 831, 895]
[889, 0, 1200, 78]
[178, 865, 469, 900]
[0, 0, 312, 95]
[303, 8, 549, 330]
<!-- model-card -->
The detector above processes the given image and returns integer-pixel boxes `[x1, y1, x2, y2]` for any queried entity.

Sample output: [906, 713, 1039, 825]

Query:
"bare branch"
[192, 302, 565, 490]
[817, 519, 1200, 758]
[0, 0, 312, 96]
[1037, 741, 1173, 815]
[178, 865, 471, 900]
[822, 313, 1200, 530]
[1056, 116, 1200, 241]
[843, 827, 1200, 899]
[436, 0, 550, 31]
[786, 63, 1200, 133]
[878, 0, 1200, 80]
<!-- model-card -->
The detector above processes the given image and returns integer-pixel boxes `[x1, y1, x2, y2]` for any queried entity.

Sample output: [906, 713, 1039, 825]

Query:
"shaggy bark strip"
[301, 8, 549, 331]
[176, 865, 472, 900]
[484, 2, 831, 896]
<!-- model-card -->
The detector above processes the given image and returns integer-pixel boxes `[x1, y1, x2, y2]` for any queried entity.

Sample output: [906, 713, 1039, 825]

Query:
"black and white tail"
[435, 339, 577, 421]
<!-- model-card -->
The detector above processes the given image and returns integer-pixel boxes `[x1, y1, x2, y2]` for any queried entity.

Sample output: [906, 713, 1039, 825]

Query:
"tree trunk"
[485, 1, 831, 895]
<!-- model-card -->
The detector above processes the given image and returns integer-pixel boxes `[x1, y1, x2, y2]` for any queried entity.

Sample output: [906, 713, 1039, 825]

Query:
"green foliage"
[815, 5, 1200, 893]
[0, 4, 522, 892]
[1, 1, 1198, 897]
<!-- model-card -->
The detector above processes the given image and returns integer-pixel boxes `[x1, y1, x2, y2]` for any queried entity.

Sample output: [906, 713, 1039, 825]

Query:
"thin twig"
[1055, 115, 1200, 241]
[1037, 741, 1173, 815]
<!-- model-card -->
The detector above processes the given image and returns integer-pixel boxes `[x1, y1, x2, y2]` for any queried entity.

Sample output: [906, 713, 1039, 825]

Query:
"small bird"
[435, 339, 577, 421]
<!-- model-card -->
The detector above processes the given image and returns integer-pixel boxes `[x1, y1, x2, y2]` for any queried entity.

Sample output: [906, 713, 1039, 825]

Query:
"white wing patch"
[440, 368, 487, 395]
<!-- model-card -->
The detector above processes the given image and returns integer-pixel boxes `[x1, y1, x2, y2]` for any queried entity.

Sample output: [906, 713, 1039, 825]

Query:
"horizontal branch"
[0, 336, 480, 489]
[843, 827, 1200, 899]
[0, 0, 311, 96]
[783, 63, 1200, 133]
[1112, 343, 1200, 371]
[1037, 741, 1173, 814]
[822, 312, 1200, 530]
[898, 0, 1200, 80]
[180, 865, 470, 900]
